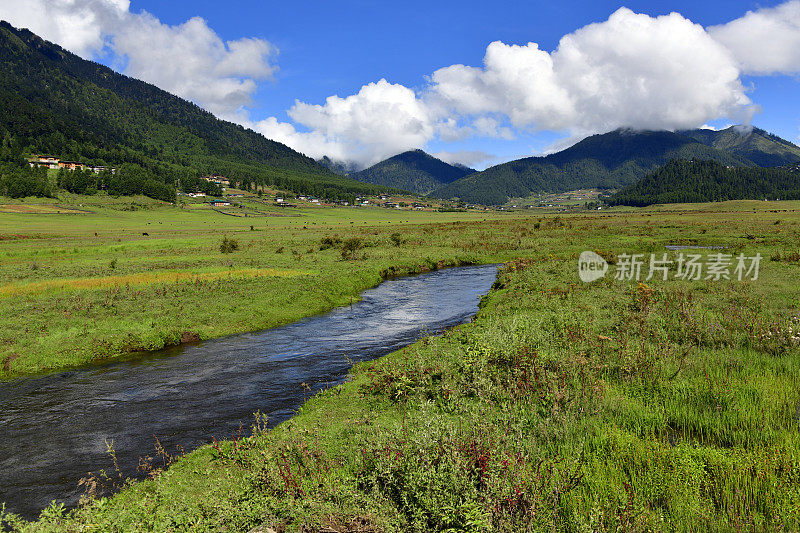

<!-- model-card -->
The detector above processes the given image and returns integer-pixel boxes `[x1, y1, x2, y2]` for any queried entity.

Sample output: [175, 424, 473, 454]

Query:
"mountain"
[350, 150, 474, 195]
[432, 128, 800, 205]
[609, 159, 800, 206]
[0, 21, 391, 201]
[317, 156, 360, 176]
[679, 126, 800, 167]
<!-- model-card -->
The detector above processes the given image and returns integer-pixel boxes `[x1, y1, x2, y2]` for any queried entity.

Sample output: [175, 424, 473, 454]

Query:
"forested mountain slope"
[350, 150, 473, 194]
[609, 159, 800, 206]
[432, 128, 800, 205]
[0, 21, 392, 200]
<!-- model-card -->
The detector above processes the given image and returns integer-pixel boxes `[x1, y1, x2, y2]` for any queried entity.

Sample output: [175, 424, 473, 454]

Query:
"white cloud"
[430, 41, 573, 130]
[433, 150, 495, 169]
[0, 0, 276, 119]
[430, 8, 752, 135]
[0, 0, 128, 56]
[250, 117, 352, 163]
[110, 13, 276, 119]
[284, 79, 437, 167]
[709, 1, 800, 75]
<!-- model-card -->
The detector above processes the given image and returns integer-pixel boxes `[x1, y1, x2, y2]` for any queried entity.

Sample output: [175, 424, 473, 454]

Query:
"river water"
[0, 264, 499, 519]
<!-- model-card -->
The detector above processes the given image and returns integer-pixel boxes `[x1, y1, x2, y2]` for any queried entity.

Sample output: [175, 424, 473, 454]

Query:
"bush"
[320, 235, 342, 250]
[340, 237, 364, 260]
[219, 236, 239, 254]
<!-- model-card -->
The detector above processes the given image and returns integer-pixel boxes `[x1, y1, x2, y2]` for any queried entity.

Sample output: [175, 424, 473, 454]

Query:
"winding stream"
[0, 264, 499, 519]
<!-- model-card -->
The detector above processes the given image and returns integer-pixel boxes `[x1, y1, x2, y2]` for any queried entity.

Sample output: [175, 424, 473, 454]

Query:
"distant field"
[0, 204, 89, 214]
[506, 188, 608, 209]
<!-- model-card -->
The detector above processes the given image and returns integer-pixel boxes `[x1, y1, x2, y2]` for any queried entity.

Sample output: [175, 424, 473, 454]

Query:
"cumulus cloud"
[0, 0, 127, 56]
[284, 79, 436, 167]
[0, 0, 276, 119]
[709, 1, 800, 75]
[429, 41, 573, 130]
[111, 14, 276, 119]
[431, 8, 752, 134]
[250, 117, 352, 163]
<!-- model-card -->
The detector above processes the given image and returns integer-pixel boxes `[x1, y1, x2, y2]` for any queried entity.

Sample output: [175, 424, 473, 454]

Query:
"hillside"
[0, 21, 391, 201]
[432, 128, 800, 205]
[681, 126, 800, 167]
[350, 150, 473, 194]
[317, 156, 359, 176]
[609, 159, 800, 206]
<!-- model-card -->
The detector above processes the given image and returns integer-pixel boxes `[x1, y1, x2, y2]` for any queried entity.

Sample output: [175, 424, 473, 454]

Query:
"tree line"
[609, 159, 800, 207]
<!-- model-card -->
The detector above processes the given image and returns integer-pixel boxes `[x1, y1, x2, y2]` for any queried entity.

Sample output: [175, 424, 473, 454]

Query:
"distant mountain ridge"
[679, 127, 800, 167]
[432, 127, 800, 205]
[0, 21, 392, 200]
[349, 150, 474, 194]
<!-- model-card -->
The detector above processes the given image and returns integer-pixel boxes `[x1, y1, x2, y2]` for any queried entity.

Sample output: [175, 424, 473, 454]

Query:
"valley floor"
[0, 193, 519, 379]
[1, 197, 800, 531]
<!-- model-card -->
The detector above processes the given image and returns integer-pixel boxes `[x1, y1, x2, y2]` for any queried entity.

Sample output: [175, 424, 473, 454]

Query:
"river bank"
[0, 264, 499, 519]
[0, 200, 525, 379]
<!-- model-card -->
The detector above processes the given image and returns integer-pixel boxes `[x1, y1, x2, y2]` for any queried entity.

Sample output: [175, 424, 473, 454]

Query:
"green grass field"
[0, 193, 523, 378]
[1, 195, 799, 531]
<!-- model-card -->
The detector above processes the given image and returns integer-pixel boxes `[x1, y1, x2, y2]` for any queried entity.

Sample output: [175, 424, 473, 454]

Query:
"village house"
[202, 175, 230, 187]
[28, 155, 61, 169]
[58, 161, 85, 171]
[87, 165, 115, 174]
[208, 199, 231, 207]
[28, 156, 115, 174]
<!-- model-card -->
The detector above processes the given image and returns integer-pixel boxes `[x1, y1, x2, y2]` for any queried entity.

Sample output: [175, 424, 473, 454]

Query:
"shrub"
[219, 236, 239, 254]
[320, 235, 342, 250]
[340, 237, 364, 260]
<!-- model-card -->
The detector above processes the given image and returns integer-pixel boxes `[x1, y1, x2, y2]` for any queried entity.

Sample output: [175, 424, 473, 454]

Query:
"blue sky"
[2, 0, 800, 169]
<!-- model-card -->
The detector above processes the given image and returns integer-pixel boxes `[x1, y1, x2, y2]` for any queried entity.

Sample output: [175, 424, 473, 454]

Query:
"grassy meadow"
[1, 195, 800, 531]
[0, 193, 524, 378]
